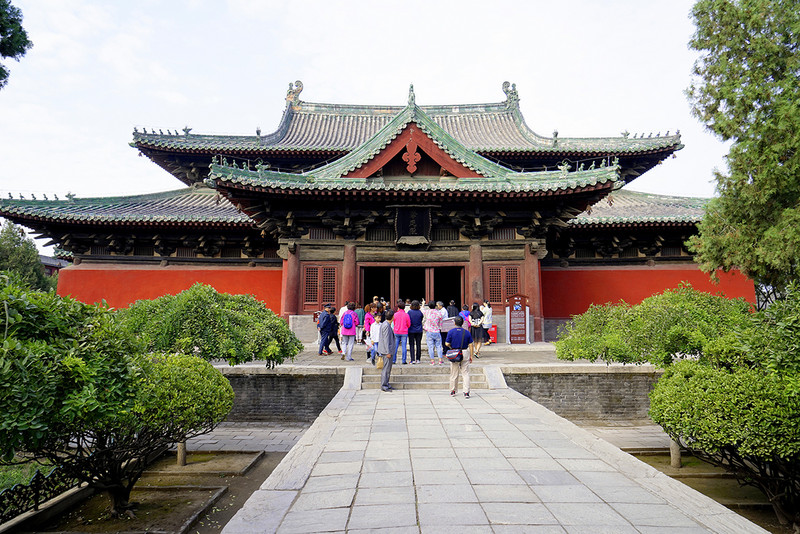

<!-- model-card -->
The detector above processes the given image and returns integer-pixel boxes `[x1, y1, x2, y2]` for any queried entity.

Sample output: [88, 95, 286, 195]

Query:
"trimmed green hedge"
[120, 283, 302, 367]
[555, 284, 753, 367]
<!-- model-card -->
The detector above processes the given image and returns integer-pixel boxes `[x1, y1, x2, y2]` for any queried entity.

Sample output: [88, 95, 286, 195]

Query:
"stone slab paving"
[186, 421, 311, 452]
[581, 424, 673, 451]
[221, 378, 766, 534]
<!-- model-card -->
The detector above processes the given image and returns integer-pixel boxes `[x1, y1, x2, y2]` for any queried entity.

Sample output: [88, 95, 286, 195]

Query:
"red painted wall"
[541, 265, 755, 319]
[57, 264, 283, 312]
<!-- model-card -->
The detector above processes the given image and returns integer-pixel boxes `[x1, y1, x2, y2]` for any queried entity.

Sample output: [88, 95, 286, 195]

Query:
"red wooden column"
[469, 244, 483, 305]
[524, 244, 544, 341]
[280, 243, 300, 321]
[342, 243, 357, 304]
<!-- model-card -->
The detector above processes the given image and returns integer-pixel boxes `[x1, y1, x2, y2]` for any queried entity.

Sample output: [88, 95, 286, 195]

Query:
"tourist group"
[316, 298, 494, 397]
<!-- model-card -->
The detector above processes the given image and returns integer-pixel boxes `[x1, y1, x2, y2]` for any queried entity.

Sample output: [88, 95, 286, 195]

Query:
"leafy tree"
[686, 0, 800, 295]
[120, 283, 303, 367]
[650, 362, 800, 526]
[556, 285, 799, 527]
[745, 282, 800, 391]
[0, 0, 32, 90]
[0, 277, 234, 516]
[0, 220, 55, 291]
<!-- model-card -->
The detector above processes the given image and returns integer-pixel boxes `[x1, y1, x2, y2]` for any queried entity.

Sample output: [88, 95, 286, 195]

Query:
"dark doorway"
[398, 267, 426, 303]
[434, 266, 463, 308]
[363, 267, 390, 306]
[362, 266, 463, 309]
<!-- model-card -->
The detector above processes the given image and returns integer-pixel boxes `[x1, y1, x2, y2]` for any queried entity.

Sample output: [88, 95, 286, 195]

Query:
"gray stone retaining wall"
[502, 365, 662, 422]
[217, 364, 661, 424]
[219, 366, 345, 422]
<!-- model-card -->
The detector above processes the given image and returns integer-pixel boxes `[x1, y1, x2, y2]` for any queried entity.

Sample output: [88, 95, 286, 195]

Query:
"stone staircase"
[362, 361, 488, 390]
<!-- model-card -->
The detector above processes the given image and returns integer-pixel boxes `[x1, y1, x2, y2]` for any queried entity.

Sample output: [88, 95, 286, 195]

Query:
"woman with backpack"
[340, 302, 359, 361]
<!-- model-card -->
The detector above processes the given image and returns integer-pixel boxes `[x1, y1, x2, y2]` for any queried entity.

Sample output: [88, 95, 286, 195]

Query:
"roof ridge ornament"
[408, 84, 415, 106]
[402, 127, 421, 174]
[286, 80, 304, 110]
[502, 81, 519, 108]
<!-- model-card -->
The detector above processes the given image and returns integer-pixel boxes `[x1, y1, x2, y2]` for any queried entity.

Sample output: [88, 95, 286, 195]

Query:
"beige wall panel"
[482, 248, 525, 261]
[298, 246, 344, 261]
[356, 249, 470, 262]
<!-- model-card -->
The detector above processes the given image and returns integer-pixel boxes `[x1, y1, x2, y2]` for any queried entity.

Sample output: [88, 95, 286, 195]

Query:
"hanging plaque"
[507, 293, 528, 344]
[395, 207, 431, 247]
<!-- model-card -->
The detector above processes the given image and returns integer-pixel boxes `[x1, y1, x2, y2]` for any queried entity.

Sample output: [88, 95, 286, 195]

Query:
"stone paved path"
[221, 378, 766, 533]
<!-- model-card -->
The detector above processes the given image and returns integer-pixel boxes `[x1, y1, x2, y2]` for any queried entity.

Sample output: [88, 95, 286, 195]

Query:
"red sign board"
[507, 294, 528, 344]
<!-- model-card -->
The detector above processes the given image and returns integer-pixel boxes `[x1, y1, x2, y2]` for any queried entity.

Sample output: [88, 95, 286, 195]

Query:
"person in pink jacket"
[392, 299, 410, 364]
[339, 302, 360, 361]
[363, 303, 376, 360]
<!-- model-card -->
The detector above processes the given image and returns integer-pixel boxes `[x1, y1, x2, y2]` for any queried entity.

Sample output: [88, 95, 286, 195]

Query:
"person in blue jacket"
[317, 303, 334, 355]
[445, 315, 474, 398]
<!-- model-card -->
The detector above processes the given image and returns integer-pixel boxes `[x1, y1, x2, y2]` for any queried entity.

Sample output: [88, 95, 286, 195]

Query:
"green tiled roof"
[0, 186, 250, 225]
[132, 83, 682, 156]
[572, 189, 707, 226]
[0, 185, 707, 227]
[209, 163, 621, 194]
[207, 103, 624, 193]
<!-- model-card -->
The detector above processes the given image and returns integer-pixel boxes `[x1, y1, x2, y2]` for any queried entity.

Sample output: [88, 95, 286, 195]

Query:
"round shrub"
[120, 283, 302, 367]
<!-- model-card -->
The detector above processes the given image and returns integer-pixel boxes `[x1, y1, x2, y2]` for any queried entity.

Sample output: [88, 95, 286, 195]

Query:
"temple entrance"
[362, 267, 391, 305]
[361, 266, 463, 308]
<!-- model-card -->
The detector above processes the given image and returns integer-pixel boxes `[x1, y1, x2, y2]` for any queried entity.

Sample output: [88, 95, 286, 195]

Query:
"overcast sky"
[1, 0, 727, 248]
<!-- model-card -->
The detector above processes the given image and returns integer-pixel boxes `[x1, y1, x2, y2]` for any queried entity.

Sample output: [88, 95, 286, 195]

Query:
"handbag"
[376, 355, 384, 369]
[445, 348, 463, 362]
[446, 328, 466, 362]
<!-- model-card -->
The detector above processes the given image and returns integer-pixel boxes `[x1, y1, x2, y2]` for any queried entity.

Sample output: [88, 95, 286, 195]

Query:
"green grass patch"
[0, 459, 54, 491]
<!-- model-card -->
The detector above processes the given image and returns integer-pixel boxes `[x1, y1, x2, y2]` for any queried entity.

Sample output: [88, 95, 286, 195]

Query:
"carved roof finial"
[182, 126, 192, 136]
[286, 80, 304, 105]
[502, 81, 519, 107]
[408, 84, 415, 106]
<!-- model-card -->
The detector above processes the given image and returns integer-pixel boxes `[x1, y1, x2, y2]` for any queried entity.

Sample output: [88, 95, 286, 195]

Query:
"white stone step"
[361, 364, 487, 389]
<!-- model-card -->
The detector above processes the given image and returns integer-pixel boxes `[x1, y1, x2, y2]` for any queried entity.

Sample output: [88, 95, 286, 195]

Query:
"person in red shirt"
[392, 299, 410, 364]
